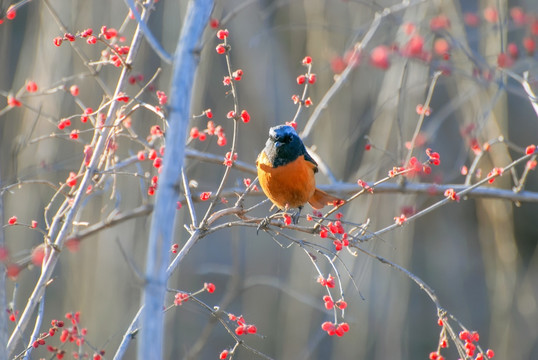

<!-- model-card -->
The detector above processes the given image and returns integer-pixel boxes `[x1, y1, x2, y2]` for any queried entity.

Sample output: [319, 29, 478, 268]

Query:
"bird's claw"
[257, 216, 270, 235]
[291, 211, 300, 225]
[291, 206, 303, 225]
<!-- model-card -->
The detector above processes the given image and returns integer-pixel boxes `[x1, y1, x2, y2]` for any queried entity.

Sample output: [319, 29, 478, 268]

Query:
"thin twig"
[182, 168, 198, 226]
[123, 0, 173, 63]
[199, 33, 241, 227]
[404, 71, 443, 165]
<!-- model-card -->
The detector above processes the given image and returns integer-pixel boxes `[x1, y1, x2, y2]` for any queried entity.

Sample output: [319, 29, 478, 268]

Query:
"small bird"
[256, 125, 342, 224]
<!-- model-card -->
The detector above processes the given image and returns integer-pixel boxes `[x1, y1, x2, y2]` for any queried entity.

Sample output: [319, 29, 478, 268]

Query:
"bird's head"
[263, 125, 306, 167]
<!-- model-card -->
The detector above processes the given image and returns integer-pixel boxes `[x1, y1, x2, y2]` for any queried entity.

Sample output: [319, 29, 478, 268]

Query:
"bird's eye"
[283, 135, 291, 143]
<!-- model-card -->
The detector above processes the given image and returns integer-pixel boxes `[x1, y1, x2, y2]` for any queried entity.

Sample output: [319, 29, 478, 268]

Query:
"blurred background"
[1, 0, 538, 359]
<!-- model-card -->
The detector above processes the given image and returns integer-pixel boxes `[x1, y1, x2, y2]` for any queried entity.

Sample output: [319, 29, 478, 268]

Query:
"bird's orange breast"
[256, 150, 316, 209]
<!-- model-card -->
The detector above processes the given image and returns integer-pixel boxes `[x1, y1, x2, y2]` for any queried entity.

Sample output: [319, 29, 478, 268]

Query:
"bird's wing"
[303, 150, 318, 173]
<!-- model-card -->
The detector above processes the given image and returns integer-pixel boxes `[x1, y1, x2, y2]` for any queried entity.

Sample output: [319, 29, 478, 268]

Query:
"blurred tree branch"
[138, 0, 213, 358]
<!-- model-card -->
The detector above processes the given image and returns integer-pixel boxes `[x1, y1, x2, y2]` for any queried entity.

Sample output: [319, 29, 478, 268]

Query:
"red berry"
[205, 282, 216, 293]
[209, 18, 220, 29]
[286, 121, 297, 130]
[235, 325, 245, 336]
[66, 172, 77, 187]
[7, 264, 20, 279]
[331, 56, 346, 74]
[321, 321, 334, 332]
[80, 28, 93, 37]
[464, 13, 480, 27]
[510, 7, 526, 25]
[403, 34, 424, 57]
[64, 33, 75, 42]
[247, 325, 257, 334]
[217, 135, 227, 146]
[26, 81, 38, 93]
[53, 37, 63, 47]
[326, 275, 335, 288]
[60, 329, 69, 342]
[216, 29, 229, 40]
[434, 39, 450, 56]
[189, 127, 199, 139]
[523, 37, 536, 54]
[152, 157, 162, 168]
[283, 214, 292, 226]
[370, 45, 390, 69]
[508, 43, 519, 59]
[70, 85, 79, 96]
[483, 6, 499, 23]
[232, 69, 243, 81]
[156, 90, 167, 105]
[216, 44, 226, 54]
[116, 93, 129, 102]
[240, 110, 250, 123]
[323, 296, 334, 309]
[7, 95, 22, 107]
[0, 249, 8, 263]
[430, 15, 450, 30]
[8, 216, 17, 225]
[471, 331, 479, 342]
[333, 240, 343, 251]
[6, 8, 16, 20]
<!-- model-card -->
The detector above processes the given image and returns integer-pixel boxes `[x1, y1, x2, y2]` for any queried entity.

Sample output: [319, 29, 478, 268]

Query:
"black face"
[263, 125, 309, 167]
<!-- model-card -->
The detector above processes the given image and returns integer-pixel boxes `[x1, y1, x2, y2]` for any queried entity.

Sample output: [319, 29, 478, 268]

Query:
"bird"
[256, 124, 343, 224]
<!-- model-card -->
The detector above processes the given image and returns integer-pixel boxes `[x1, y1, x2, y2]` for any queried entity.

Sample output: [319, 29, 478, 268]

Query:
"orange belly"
[257, 152, 316, 209]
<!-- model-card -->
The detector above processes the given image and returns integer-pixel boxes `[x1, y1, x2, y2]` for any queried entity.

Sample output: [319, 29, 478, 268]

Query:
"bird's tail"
[308, 188, 344, 209]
